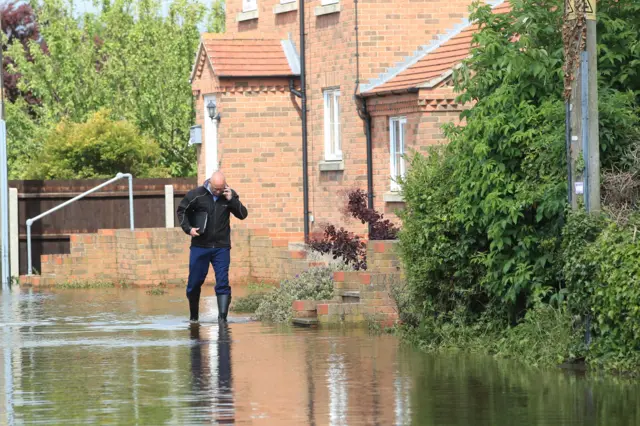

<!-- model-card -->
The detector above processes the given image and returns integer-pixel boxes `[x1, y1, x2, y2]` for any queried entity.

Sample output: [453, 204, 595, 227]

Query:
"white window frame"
[280, 0, 295, 3]
[321, 0, 339, 5]
[323, 88, 342, 161]
[243, 0, 257, 12]
[390, 116, 407, 192]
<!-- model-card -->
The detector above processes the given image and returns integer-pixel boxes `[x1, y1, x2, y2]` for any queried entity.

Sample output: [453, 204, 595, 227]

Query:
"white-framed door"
[203, 94, 218, 178]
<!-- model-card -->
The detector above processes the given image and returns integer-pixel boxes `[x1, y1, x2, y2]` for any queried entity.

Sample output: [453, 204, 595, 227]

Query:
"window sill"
[383, 191, 405, 203]
[274, 2, 297, 14]
[237, 9, 259, 22]
[319, 160, 344, 172]
[315, 3, 340, 16]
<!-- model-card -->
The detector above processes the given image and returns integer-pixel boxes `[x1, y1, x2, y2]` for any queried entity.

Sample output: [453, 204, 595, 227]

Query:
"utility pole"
[566, 0, 600, 213]
[585, 2, 600, 213]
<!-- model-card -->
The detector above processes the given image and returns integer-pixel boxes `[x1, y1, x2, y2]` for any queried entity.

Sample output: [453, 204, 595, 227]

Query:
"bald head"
[211, 171, 226, 187]
[210, 171, 227, 196]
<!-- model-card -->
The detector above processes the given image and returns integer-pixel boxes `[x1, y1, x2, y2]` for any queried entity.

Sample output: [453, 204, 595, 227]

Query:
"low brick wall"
[20, 227, 324, 287]
[292, 240, 404, 328]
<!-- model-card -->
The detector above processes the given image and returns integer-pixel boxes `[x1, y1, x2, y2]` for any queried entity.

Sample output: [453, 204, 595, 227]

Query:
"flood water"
[1, 286, 640, 426]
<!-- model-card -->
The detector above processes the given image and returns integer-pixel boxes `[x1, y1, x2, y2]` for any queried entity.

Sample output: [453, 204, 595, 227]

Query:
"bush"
[308, 189, 399, 269]
[308, 225, 367, 270]
[26, 109, 169, 179]
[398, 148, 487, 317]
[399, 0, 640, 314]
[254, 265, 349, 323]
[493, 304, 581, 367]
[397, 0, 640, 373]
[563, 211, 640, 372]
[345, 189, 399, 240]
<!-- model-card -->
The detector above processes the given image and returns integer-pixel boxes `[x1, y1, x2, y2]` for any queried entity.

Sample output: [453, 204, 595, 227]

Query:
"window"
[243, 0, 257, 12]
[323, 89, 341, 161]
[281, 0, 295, 3]
[390, 117, 406, 191]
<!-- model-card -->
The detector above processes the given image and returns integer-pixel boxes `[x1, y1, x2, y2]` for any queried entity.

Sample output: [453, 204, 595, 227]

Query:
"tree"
[398, 0, 640, 316]
[0, 1, 44, 106]
[207, 0, 225, 33]
[28, 109, 168, 179]
[7, 0, 206, 177]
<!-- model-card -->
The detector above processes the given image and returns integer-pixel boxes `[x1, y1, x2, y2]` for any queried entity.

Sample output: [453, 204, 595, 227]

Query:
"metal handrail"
[26, 173, 135, 275]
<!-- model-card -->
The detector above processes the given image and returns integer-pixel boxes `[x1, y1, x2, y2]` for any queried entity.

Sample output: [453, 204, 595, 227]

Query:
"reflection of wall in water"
[327, 343, 348, 425]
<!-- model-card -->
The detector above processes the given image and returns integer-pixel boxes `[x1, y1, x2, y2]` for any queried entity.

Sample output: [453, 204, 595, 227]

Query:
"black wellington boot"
[217, 294, 231, 322]
[189, 295, 200, 323]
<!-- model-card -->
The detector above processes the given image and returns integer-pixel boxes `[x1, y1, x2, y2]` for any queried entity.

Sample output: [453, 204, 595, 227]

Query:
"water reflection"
[327, 342, 348, 426]
[189, 322, 235, 424]
[1, 287, 640, 425]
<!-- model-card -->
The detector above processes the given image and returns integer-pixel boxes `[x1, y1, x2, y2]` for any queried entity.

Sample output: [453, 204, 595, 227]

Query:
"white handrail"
[26, 173, 134, 275]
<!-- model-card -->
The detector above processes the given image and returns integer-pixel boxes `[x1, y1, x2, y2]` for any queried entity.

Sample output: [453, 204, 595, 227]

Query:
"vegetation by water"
[253, 265, 350, 323]
[230, 283, 274, 313]
[396, 0, 640, 374]
[146, 284, 168, 296]
[55, 280, 115, 289]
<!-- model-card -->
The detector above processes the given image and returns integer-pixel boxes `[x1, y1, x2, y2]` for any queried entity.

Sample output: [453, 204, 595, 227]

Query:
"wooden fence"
[10, 177, 197, 275]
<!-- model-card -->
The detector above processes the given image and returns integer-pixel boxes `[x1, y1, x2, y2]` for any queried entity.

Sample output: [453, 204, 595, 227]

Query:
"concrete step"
[292, 317, 319, 327]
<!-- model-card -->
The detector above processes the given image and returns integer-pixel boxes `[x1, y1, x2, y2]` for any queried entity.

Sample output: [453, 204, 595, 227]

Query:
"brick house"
[190, 0, 508, 243]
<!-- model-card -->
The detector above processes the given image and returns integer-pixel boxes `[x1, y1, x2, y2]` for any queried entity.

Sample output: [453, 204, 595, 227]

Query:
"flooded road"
[2, 286, 640, 425]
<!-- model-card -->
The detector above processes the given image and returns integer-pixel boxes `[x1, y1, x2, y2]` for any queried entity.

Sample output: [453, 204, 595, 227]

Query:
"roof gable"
[190, 35, 300, 82]
[362, 0, 510, 96]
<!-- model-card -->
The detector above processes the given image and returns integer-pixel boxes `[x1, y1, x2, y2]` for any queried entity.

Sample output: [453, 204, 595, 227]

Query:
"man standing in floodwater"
[177, 171, 248, 323]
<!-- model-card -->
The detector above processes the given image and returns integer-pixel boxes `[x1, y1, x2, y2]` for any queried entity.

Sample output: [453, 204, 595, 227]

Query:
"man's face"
[211, 182, 226, 197]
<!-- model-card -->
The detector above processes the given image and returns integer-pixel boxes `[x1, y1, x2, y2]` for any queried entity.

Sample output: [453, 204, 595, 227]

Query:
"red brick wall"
[20, 228, 327, 287]
[217, 79, 305, 240]
[194, 0, 479, 240]
[226, 0, 478, 85]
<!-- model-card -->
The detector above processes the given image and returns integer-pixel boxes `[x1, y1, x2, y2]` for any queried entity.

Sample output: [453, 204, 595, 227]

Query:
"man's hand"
[189, 227, 200, 237]
[223, 187, 233, 201]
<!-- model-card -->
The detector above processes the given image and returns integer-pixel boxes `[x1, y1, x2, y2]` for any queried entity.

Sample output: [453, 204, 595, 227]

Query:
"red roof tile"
[364, 2, 511, 95]
[201, 37, 295, 77]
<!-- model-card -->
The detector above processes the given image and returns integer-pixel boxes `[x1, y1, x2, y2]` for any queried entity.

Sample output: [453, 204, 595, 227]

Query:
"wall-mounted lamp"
[207, 100, 220, 122]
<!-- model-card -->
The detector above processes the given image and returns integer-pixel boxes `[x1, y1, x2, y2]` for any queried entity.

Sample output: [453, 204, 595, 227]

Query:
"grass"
[146, 283, 168, 295]
[55, 280, 115, 289]
[230, 283, 274, 313]
[397, 304, 582, 369]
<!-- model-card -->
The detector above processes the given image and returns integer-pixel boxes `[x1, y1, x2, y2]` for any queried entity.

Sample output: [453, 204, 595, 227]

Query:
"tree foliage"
[0, 1, 43, 106]
[399, 0, 640, 320]
[6, 0, 209, 177]
[28, 109, 167, 179]
[207, 0, 225, 33]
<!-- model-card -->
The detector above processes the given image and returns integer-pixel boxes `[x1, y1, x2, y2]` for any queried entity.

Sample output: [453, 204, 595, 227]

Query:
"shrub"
[345, 189, 399, 240]
[492, 304, 581, 367]
[308, 189, 399, 269]
[563, 210, 640, 372]
[396, 0, 640, 372]
[27, 109, 169, 179]
[255, 265, 349, 323]
[308, 225, 367, 270]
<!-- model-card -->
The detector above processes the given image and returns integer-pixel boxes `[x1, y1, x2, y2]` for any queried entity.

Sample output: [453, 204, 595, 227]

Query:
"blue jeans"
[186, 247, 231, 301]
